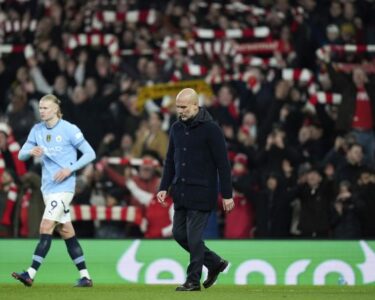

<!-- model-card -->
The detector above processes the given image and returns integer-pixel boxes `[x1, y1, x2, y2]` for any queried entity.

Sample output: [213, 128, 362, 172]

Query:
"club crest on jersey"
[56, 135, 62, 142]
[46, 134, 51, 142]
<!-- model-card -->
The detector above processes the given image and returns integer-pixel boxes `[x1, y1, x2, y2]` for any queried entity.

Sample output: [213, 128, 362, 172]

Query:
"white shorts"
[42, 192, 74, 224]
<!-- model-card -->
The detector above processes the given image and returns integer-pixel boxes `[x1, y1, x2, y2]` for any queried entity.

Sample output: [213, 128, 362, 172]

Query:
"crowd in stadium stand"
[1, 0, 375, 239]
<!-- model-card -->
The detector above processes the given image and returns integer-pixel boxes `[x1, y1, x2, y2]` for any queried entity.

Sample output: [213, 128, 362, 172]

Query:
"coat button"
[182, 178, 185, 182]
[185, 132, 189, 135]
[183, 147, 187, 151]
[182, 162, 186, 166]
[181, 193, 185, 197]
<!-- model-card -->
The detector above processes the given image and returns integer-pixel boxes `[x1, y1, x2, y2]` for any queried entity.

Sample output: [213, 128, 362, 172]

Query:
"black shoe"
[12, 271, 33, 287]
[175, 282, 201, 291]
[74, 277, 93, 287]
[203, 259, 228, 289]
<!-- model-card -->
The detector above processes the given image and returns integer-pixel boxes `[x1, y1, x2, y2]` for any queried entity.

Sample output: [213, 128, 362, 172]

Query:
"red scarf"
[0, 133, 27, 178]
[0, 182, 18, 226]
[352, 87, 373, 130]
[0, 124, 27, 228]
[19, 188, 32, 237]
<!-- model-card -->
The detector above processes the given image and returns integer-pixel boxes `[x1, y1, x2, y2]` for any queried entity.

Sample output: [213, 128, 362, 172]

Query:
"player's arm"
[54, 141, 95, 182]
[69, 140, 96, 172]
[18, 127, 40, 161]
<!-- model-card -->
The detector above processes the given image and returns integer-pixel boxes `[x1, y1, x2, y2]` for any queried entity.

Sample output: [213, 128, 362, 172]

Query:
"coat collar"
[179, 107, 213, 128]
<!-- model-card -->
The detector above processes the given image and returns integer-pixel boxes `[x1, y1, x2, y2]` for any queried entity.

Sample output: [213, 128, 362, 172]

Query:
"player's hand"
[54, 168, 72, 182]
[157, 190, 167, 207]
[223, 198, 235, 213]
[30, 146, 44, 157]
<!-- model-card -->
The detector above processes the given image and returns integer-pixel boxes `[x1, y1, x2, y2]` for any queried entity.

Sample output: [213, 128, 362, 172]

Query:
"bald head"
[176, 88, 199, 104]
[176, 88, 199, 121]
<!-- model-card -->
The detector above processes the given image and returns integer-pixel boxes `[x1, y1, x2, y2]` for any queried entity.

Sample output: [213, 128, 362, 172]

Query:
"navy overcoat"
[159, 108, 232, 211]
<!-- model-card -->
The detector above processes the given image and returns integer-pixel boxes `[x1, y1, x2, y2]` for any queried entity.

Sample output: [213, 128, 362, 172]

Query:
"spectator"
[0, 169, 18, 236]
[297, 167, 335, 238]
[209, 85, 240, 129]
[132, 112, 169, 160]
[335, 143, 365, 186]
[236, 112, 258, 168]
[0, 123, 28, 178]
[223, 153, 255, 239]
[357, 168, 375, 238]
[95, 188, 127, 239]
[253, 172, 292, 238]
[0, 59, 12, 113]
[125, 180, 174, 239]
[331, 180, 362, 239]
[5, 86, 37, 145]
[102, 153, 162, 237]
[296, 121, 326, 164]
[110, 92, 142, 138]
[66, 85, 114, 149]
[327, 64, 375, 164]
[256, 127, 301, 180]
[97, 132, 134, 162]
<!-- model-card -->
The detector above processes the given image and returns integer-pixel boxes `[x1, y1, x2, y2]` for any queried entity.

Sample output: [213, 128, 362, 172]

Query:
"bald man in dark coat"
[157, 88, 234, 291]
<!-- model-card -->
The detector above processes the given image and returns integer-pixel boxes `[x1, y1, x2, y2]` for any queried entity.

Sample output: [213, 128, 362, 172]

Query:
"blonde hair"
[40, 94, 63, 118]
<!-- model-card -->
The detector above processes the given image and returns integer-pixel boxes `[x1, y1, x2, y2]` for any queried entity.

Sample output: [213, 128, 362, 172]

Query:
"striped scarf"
[0, 124, 27, 227]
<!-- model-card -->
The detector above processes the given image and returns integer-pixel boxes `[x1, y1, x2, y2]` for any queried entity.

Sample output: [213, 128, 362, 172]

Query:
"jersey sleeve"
[18, 125, 38, 161]
[69, 140, 96, 172]
[68, 124, 86, 147]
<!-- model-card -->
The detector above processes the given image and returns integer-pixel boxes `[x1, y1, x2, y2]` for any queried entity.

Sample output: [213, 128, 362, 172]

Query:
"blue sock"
[31, 234, 52, 271]
[65, 236, 87, 271]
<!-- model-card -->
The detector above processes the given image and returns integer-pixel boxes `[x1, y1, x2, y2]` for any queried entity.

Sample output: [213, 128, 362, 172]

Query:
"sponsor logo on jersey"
[42, 146, 63, 156]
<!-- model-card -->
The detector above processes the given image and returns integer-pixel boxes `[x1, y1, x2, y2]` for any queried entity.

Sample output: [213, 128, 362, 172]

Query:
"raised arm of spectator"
[126, 179, 153, 206]
[74, 51, 88, 86]
[27, 58, 53, 94]
[103, 163, 126, 187]
[258, 80, 290, 146]
[326, 63, 351, 92]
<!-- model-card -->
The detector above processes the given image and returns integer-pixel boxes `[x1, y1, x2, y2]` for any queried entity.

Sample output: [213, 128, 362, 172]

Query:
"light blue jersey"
[19, 119, 96, 194]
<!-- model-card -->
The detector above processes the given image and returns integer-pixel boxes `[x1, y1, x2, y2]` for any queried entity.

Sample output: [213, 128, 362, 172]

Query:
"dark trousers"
[172, 208, 221, 284]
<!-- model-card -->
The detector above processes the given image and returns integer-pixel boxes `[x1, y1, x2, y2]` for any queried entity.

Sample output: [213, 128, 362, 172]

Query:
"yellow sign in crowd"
[137, 80, 213, 111]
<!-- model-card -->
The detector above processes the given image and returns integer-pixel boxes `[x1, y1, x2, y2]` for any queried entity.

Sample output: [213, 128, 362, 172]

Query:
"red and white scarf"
[19, 188, 32, 237]
[0, 131, 27, 178]
[0, 124, 27, 227]
[0, 182, 18, 226]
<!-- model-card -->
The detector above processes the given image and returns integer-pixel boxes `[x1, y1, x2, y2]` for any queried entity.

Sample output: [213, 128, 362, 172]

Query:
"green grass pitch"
[1, 284, 375, 300]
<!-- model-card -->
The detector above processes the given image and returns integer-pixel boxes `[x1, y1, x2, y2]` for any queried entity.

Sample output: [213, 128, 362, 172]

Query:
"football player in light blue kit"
[12, 94, 96, 287]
